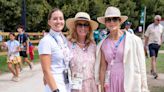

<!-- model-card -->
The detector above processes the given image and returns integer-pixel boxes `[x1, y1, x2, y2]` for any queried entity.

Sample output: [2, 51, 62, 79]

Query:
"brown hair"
[48, 8, 63, 20]
[9, 32, 16, 37]
[67, 21, 95, 47]
[16, 25, 24, 30]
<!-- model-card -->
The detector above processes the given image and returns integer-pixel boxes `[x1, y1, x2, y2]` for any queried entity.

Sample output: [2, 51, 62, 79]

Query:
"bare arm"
[144, 36, 149, 47]
[99, 49, 107, 92]
[40, 54, 58, 91]
[26, 38, 29, 54]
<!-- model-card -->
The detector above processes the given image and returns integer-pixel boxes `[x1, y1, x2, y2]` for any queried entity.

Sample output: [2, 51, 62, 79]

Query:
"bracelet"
[53, 89, 59, 92]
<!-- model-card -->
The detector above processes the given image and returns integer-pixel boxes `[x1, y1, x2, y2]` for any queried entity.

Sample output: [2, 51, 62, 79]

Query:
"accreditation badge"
[71, 73, 83, 90]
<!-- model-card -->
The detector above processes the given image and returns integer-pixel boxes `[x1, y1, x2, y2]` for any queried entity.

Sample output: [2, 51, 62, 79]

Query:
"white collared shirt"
[38, 29, 72, 74]
[145, 23, 164, 45]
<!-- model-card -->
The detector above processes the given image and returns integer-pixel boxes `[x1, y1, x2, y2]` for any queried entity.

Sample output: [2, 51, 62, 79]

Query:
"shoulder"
[39, 34, 53, 45]
[89, 42, 96, 48]
[159, 24, 164, 28]
[147, 23, 154, 29]
[14, 40, 20, 44]
[127, 32, 143, 46]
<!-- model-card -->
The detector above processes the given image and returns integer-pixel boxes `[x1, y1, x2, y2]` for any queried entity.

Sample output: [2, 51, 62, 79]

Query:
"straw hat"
[66, 12, 98, 31]
[97, 6, 128, 24]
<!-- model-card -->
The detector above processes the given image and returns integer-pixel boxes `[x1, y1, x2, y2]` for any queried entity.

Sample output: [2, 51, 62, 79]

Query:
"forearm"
[99, 62, 106, 92]
[26, 41, 29, 51]
[144, 36, 149, 46]
[40, 54, 58, 91]
[43, 70, 58, 91]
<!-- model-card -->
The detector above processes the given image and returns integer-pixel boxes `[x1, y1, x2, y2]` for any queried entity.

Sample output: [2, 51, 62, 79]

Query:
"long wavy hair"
[67, 21, 95, 47]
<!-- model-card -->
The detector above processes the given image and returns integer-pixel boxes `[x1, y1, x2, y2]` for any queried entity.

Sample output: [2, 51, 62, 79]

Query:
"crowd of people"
[1, 25, 34, 82]
[0, 5, 163, 92]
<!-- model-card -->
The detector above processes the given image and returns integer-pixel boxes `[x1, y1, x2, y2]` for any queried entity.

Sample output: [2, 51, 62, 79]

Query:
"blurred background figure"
[29, 42, 34, 62]
[144, 15, 164, 79]
[42, 30, 47, 37]
[93, 29, 100, 44]
[124, 21, 134, 34]
[1, 32, 21, 82]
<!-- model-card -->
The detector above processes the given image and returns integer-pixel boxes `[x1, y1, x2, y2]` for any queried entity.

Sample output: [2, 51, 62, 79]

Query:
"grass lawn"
[146, 53, 164, 73]
[160, 43, 164, 50]
[0, 51, 39, 74]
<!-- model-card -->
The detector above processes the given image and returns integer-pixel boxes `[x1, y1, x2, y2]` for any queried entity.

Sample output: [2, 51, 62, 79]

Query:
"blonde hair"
[67, 22, 95, 47]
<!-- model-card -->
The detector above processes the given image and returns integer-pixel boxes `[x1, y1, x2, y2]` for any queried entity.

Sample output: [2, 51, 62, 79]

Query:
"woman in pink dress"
[66, 12, 98, 92]
[95, 6, 149, 92]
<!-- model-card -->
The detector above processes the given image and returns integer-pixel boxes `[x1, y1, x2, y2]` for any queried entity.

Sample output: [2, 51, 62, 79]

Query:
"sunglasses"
[76, 23, 90, 27]
[156, 19, 161, 21]
[105, 17, 120, 23]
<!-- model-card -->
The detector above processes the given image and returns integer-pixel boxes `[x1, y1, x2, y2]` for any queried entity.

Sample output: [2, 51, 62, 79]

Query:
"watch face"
[53, 89, 59, 92]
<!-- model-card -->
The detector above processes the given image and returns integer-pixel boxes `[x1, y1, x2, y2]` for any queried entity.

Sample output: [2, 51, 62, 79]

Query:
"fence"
[0, 31, 68, 56]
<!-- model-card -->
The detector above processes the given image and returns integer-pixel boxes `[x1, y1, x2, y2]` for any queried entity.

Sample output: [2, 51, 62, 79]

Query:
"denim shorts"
[148, 43, 160, 57]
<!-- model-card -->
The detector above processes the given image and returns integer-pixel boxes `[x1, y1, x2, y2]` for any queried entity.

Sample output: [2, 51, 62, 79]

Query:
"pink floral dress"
[69, 42, 98, 92]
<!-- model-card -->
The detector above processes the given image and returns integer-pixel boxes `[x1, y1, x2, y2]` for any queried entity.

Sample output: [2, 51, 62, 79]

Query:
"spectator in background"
[42, 30, 47, 37]
[0, 30, 2, 42]
[16, 25, 33, 70]
[1, 32, 21, 82]
[99, 28, 109, 40]
[94, 29, 100, 44]
[144, 15, 164, 79]
[124, 21, 134, 34]
[29, 42, 34, 62]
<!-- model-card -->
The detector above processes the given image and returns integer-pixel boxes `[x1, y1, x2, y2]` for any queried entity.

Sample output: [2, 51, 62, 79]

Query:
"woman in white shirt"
[38, 8, 72, 92]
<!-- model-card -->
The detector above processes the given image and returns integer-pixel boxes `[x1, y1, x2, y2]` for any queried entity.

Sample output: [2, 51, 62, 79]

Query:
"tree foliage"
[0, 0, 163, 32]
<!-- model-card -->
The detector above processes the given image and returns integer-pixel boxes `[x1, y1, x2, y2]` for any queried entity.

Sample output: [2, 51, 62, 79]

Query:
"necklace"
[76, 41, 87, 51]
[77, 41, 86, 46]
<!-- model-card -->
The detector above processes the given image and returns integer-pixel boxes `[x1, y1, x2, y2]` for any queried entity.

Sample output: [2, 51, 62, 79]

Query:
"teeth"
[80, 30, 86, 33]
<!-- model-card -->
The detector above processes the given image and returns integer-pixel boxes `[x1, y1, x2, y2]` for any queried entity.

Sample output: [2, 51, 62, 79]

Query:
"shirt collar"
[49, 29, 62, 37]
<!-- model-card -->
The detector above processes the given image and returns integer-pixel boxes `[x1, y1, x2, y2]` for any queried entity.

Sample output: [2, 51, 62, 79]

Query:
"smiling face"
[9, 34, 15, 41]
[48, 10, 65, 32]
[105, 17, 121, 31]
[75, 20, 90, 38]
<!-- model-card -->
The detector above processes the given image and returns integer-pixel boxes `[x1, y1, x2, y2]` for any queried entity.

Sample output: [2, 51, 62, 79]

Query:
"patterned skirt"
[7, 56, 21, 64]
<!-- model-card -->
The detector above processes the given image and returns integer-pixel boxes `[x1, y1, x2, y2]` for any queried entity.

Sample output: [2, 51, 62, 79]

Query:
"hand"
[144, 45, 148, 58]
[26, 50, 29, 54]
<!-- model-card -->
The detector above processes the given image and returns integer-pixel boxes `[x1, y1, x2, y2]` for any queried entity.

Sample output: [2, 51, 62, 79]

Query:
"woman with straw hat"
[66, 12, 98, 92]
[95, 6, 149, 92]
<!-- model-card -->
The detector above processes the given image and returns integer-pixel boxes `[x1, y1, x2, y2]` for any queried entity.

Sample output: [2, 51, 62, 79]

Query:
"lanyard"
[114, 33, 125, 48]
[18, 34, 24, 44]
[49, 32, 68, 68]
[49, 32, 67, 49]
[111, 33, 125, 60]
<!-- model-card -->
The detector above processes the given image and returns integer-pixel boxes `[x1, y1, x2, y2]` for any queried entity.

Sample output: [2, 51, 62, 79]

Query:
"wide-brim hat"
[66, 12, 98, 31]
[97, 6, 128, 24]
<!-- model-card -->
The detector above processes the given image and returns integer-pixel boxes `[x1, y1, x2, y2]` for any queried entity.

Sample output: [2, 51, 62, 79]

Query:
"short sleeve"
[38, 38, 51, 55]
[145, 25, 150, 37]
[16, 41, 20, 46]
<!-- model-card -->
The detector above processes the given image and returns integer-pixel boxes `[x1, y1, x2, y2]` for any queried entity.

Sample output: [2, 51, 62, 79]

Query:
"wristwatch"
[53, 89, 59, 92]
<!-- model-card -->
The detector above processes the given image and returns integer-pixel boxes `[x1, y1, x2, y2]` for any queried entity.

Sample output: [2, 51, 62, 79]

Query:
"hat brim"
[97, 16, 128, 24]
[66, 18, 98, 31]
